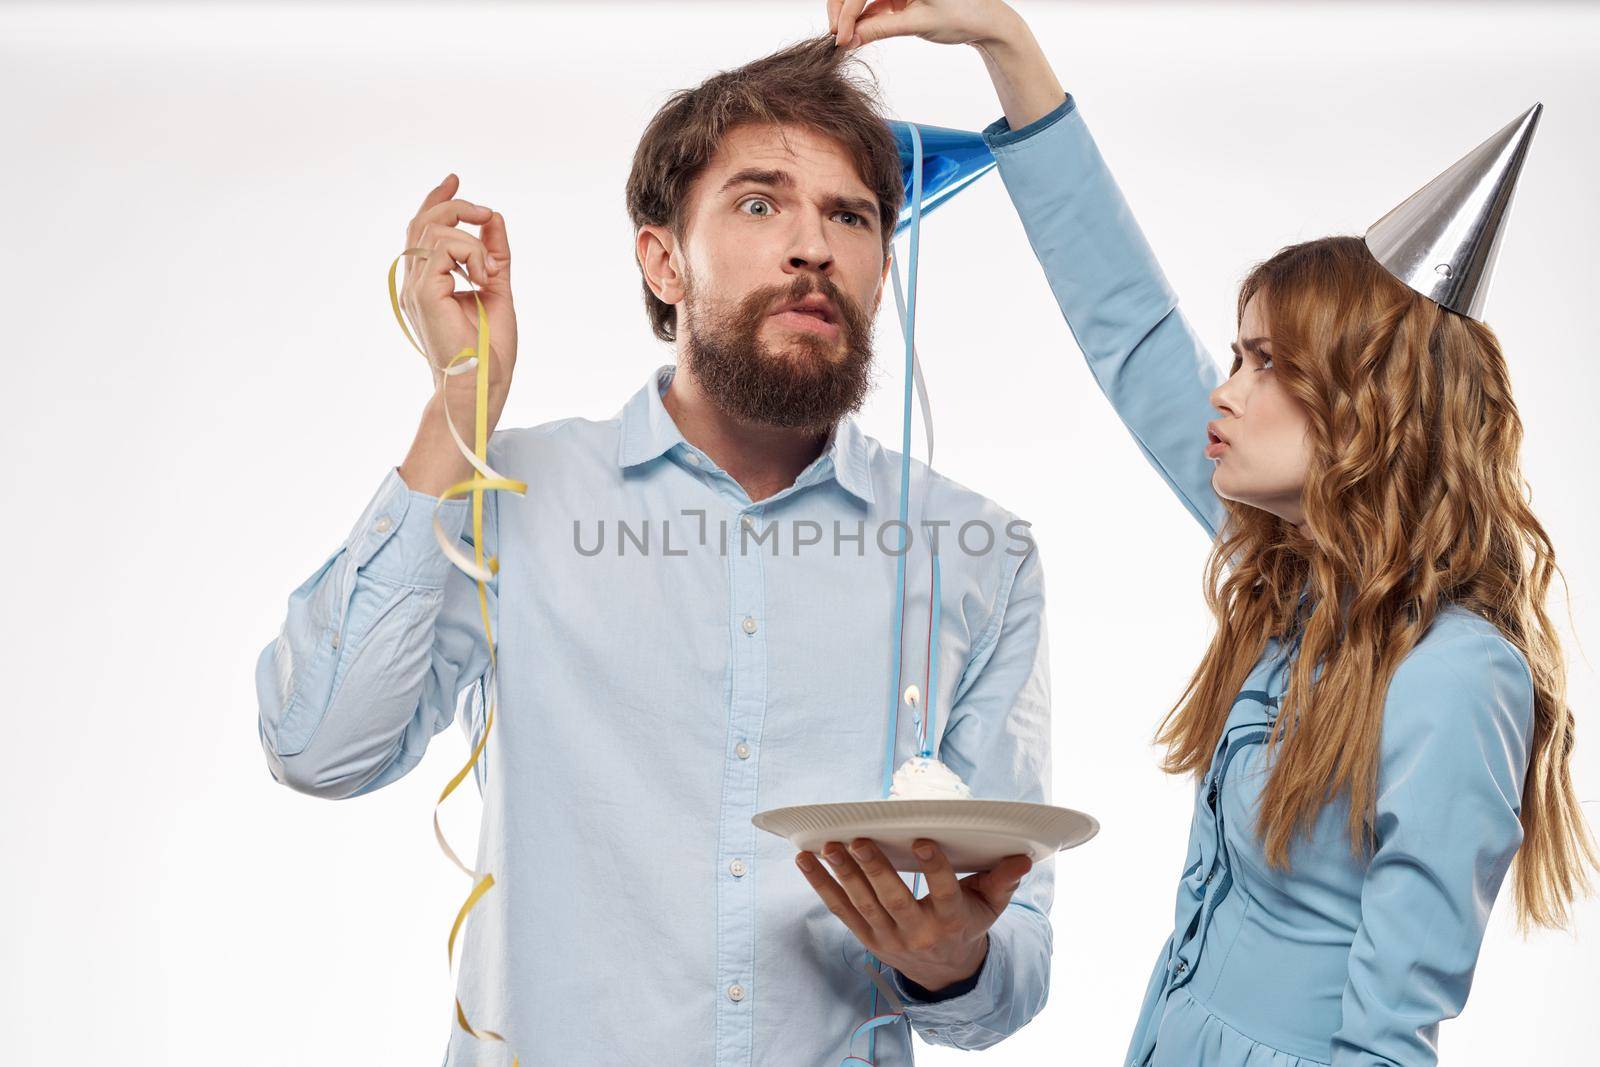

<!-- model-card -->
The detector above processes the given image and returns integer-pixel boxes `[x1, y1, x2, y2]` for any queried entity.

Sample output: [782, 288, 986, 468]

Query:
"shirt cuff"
[890, 931, 1006, 1030]
[896, 959, 985, 1003]
[981, 92, 1076, 151]
[349, 466, 470, 588]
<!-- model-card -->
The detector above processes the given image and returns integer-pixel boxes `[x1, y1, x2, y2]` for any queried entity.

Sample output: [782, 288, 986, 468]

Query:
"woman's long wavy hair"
[1156, 235, 1597, 930]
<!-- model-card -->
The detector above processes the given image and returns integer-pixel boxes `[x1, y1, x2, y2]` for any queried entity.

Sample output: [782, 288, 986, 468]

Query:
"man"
[256, 33, 1056, 1065]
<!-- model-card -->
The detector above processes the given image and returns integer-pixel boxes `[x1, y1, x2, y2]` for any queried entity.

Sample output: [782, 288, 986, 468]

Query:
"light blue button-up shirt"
[986, 91, 1533, 1065]
[257, 344, 1055, 1060]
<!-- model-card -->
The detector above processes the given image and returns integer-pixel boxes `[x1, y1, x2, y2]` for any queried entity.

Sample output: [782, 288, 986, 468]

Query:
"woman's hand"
[827, 0, 1067, 138]
[827, 0, 1020, 51]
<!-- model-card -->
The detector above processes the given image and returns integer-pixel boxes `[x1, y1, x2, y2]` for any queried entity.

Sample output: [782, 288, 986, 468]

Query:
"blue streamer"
[879, 124, 923, 801]
[848, 115, 995, 1066]
[865, 120, 924, 1067]
[922, 557, 941, 758]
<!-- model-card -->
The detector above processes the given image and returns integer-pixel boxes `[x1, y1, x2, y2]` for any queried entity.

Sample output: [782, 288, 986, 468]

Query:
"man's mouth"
[771, 307, 840, 338]
[772, 292, 840, 324]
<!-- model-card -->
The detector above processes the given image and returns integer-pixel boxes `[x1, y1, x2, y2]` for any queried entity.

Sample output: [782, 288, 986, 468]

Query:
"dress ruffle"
[1151, 987, 1330, 1067]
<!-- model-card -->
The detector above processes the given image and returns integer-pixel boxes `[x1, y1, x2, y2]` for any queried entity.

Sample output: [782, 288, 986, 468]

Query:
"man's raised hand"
[400, 173, 518, 418]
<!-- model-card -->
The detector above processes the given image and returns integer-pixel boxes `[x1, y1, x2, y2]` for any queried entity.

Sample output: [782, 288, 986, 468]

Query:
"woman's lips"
[771, 309, 840, 338]
[1205, 432, 1230, 459]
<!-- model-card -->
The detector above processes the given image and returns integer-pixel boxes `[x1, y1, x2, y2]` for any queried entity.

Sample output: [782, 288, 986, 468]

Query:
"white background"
[3, 1, 1597, 1063]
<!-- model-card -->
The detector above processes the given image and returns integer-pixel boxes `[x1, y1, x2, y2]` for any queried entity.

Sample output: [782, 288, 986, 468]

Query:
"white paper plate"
[752, 799, 1099, 874]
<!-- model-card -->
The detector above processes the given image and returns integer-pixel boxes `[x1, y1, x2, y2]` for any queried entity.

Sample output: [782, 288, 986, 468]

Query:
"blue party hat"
[886, 120, 997, 235]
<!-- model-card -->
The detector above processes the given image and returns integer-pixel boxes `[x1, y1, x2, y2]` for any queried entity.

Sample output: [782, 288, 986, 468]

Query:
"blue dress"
[982, 93, 1535, 1065]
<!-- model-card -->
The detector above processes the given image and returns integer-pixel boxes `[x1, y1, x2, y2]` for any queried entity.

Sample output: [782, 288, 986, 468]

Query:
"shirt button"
[735, 742, 752, 760]
[1174, 960, 1188, 975]
[741, 616, 758, 635]
[685, 453, 702, 466]
[374, 516, 393, 534]
[729, 859, 747, 878]
[741, 514, 756, 529]
[331, 632, 341, 649]
[728, 984, 746, 1002]
[1204, 871, 1215, 885]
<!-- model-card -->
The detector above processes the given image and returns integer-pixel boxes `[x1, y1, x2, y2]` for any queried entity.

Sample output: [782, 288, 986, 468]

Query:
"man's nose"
[782, 211, 835, 274]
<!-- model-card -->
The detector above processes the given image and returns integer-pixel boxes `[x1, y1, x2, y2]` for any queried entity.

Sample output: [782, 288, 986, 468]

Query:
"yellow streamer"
[388, 248, 525, 1065]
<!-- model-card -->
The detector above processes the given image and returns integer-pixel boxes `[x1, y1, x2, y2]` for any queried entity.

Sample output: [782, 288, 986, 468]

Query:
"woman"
[829, 0, 1598, 1063]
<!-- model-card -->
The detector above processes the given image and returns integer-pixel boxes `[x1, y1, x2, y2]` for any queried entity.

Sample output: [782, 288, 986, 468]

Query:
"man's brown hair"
[625, 35, 905, 343]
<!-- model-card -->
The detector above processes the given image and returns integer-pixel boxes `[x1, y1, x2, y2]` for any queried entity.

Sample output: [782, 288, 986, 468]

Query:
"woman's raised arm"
[980, 92, 1229, 540]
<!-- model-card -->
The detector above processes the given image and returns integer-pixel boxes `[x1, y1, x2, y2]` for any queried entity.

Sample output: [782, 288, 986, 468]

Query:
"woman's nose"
[1210, 379, 1240, 418]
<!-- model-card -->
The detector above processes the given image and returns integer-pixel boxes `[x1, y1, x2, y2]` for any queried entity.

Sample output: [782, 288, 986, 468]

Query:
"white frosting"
[888, 755, 973, 800]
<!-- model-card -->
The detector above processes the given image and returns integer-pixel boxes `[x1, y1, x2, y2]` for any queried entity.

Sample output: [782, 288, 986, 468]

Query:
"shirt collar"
[616, 363, 875, 506]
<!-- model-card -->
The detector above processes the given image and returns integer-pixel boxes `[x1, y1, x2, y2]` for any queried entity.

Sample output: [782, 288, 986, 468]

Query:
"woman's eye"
[1257, 355, 1274, 372]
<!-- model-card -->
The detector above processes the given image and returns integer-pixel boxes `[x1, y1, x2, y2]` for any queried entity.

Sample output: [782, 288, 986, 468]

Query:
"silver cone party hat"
[1364, 103, 1542, 322]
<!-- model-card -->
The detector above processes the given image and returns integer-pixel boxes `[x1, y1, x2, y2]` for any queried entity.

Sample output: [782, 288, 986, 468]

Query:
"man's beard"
[680, 267, 876, 432]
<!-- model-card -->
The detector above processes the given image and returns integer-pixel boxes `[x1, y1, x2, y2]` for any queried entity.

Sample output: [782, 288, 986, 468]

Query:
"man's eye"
[738, 198, 867, 228]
